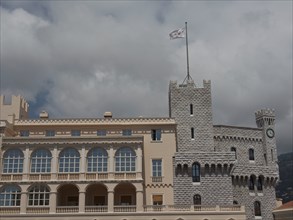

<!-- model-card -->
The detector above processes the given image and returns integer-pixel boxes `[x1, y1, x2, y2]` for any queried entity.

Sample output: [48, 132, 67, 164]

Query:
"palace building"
[0, 79, 279, 220]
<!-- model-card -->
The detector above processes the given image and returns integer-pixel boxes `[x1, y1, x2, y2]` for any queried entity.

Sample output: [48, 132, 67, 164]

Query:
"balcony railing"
[85, 206, 108, 212]
[114, 205, 136, 212]
[56, 206, 79, 213]
[0, 172, 140, 182]
[0, 205, 243, 214]
[26, 207, 50, 214]
[152, 176, 163, 182]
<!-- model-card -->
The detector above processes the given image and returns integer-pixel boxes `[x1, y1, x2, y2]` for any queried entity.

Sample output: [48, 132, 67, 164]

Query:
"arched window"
[257, 177, 263, 191]
[3, 149, 24, 173]
[192, 163, 200, 182]
[28, 185, 50, 206]
[115, 147, 136, 172]
[59, 148, 80, 173]
[231, 147, 237, 159]
[249, 148, 255, 161]
[0, 185, 21, 206]
[87, 148, 108, 172]
[193, 194, 201, 205]
[249, 176, 255, 191]
[254, 201, 261, 216]
[31, 149, 52, 173]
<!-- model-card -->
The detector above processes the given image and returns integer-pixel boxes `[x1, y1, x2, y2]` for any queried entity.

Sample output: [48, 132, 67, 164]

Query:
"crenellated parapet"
[173, 152, 236, 167]
[255, 108, 275, 128]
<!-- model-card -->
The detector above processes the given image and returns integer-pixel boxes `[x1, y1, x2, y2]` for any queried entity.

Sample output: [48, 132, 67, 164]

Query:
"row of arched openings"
[2, 147, 136, 173]
[0, 182, 137, 207]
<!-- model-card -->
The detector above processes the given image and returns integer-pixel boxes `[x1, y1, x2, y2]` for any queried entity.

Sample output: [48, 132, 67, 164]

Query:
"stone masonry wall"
[169, 80, 214, 152]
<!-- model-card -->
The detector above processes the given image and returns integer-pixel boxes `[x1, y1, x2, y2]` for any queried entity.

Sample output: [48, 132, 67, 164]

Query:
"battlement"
[255, 108, 275, 120]
[169, 79, 211, 90]
[0, 95, 29, 121]
[255, 108, 275, 128]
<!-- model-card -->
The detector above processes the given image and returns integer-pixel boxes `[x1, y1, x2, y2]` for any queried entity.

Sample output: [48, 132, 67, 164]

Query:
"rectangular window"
[122, 129, 132, 136]
[191, 127, 194, 139]
[152, 159, 162, 177]
[97, 130, 107, 136]
[151, 129, 161, 141]
[45, 130, 55, 137]
[152, 195, 163, 205]
[190, 104, 193, 115]
[20, 130, 29, 137]
[71, 130, 81, 136]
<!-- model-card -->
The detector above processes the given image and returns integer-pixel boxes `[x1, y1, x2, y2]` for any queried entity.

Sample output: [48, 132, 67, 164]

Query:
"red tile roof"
[275, 201, 293, 210]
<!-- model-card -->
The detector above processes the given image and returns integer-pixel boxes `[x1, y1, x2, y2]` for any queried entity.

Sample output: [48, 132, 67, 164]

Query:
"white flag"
[169, 28, 185, 39]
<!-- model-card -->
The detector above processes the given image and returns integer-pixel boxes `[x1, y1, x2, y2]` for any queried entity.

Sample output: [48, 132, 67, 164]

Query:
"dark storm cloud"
[0, 1, 292, 154]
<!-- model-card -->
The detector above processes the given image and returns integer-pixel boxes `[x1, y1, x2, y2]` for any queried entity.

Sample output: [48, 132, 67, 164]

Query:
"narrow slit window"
[191, 127, 194, 139]
[190, 104, 193, 115]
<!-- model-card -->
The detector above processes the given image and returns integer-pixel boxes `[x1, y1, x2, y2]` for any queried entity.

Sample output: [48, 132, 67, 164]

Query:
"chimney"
[104, 112, 112, 119]
[39, 110, 49, 119]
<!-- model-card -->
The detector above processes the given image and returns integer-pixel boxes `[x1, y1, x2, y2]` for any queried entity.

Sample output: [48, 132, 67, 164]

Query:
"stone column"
[49, 191, 57, 213]
[23, 147, 30, 180]
[136, 146, 142, 173]
[136, 190, 144, 212]
[79, 191, 86, 213]
[108, 147, 114, 179]
[20, 192, 28, 214]
[80, 147, 86, 179]
[108, 190, 114, 212]
[107, 183, 115, 212]
[51, 147, 58, 180]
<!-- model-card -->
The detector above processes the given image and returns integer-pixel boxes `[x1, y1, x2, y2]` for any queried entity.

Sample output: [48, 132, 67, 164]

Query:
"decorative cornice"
[2, 136, 144, 146]
[14, 117, 176, 126]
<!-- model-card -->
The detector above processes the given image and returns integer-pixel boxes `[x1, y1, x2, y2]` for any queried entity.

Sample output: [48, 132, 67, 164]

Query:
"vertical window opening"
[191, 127, 194, 139]
[192, 163, 200, 182]
[190, 104, 193, 115]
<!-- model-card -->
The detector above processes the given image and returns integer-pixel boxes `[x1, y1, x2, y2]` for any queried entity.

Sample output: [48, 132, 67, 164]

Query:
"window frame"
[30, 149, 52, 173]
[45, 130, 55, 137]
[28, 185, 50, 206]
[122, 129, 132, 136]
[58, 148, 80, 173]
[2, 149, 24, 173]
[97, 130, 107, 136]
[192, 163, 201, 182]
[193, 194, 201, 205]
[249, 148, 255, 161]
[87, 147, 108, 172]
[151, 129, 161, 141]
[115, 147, 136, 172]
[0, 185, 21, 206]
[152, 159, 162, 177]
[254, 201, 261, 216]
[71, 130, 81, 136]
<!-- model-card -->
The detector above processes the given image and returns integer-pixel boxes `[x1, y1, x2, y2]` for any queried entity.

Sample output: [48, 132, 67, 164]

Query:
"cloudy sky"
[0, 1, 292, 154]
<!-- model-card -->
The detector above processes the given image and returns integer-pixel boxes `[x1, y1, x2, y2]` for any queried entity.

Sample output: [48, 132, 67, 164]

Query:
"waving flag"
[169, 28, 185, 39]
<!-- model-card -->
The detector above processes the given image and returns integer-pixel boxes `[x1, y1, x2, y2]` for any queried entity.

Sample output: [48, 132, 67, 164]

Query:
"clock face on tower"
[266, 128, 275, 138]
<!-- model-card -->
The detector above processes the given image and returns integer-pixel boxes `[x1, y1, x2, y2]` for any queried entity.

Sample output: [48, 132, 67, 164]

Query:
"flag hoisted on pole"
[169, 22, 192, 83]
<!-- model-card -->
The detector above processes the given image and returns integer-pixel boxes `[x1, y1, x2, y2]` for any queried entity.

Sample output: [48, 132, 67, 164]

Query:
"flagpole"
[185, 22, 190, 80]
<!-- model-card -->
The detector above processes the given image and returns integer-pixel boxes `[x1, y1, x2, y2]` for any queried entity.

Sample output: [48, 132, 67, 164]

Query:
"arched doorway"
[114, 182, 136, 206]
[57, 184, 79, 206]
[86, 183, 108, 206]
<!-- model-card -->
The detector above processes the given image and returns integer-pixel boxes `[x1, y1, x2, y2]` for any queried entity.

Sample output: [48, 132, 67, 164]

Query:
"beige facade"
[0, 95, 246, 219]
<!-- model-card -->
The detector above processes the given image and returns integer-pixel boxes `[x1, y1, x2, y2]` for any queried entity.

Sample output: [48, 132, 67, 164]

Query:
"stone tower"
[169, 80, 235, 206]
[255, 109, 278, 165]
[169, 79, 214, 152]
